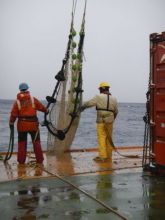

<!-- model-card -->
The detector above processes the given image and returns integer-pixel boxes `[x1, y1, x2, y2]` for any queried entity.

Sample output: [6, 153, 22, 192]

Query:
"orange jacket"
[9, 92, 48, 132]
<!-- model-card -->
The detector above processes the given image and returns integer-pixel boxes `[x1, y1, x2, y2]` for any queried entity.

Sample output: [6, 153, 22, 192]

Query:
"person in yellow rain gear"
[81, 82, 118, 162]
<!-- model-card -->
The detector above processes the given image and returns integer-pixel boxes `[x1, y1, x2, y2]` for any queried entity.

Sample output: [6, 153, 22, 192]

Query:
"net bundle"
[43, 1, 86, 155]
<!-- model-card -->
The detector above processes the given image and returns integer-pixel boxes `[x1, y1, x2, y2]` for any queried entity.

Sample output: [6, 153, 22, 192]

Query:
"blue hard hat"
[19, 83, 29, 91]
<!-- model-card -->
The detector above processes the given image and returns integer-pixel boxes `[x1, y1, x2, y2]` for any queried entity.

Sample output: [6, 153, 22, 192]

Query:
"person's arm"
[34, 98, 49, 113]
[83, 95, 97, 109]
[9, 101, 18, 128]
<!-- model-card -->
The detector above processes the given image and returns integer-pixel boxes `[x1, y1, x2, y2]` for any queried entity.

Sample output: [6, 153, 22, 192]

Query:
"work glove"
[45, 109, 49, 115]
[9, 124, 14, 130]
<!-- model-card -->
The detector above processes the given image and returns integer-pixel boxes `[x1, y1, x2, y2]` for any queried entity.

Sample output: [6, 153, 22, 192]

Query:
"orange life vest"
[9, 92, 48, 132]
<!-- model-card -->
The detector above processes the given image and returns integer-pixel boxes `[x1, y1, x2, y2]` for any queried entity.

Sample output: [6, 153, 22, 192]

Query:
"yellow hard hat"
[98, 82, 110, 89]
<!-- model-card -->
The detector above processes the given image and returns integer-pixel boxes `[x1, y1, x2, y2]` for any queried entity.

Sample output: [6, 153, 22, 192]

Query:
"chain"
[142, 74, 150, 168]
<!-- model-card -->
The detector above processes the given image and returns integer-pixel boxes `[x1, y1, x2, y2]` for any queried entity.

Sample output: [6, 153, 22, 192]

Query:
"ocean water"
[0, 99, 146, 152]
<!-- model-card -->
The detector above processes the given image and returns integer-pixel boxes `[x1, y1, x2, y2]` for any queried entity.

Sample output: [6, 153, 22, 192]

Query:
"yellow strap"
[17, 100, 21, 110]
[31, 97, 35, 108]
[27, 130, 39, 165]
[17, 96, 35, 110]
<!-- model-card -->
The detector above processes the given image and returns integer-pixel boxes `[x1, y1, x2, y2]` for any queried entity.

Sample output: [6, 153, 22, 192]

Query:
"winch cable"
[142, 73, 150, 168]
[36, 164, 129, 220]
[104, 123, 140, 158]
[42, 0, 86, 141]
[0, 128, 14, 162]
[73, 0, 77, 17]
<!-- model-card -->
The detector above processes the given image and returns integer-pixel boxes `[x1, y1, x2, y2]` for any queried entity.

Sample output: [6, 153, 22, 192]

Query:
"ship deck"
[0, 147, 165, 219]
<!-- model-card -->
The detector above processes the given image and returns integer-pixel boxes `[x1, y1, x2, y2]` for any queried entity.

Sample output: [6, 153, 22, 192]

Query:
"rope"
[0, 128, 14, 162]
[26, 129, 39, 166]
[17, 164, 37, 181]
[36, 164, 129, 220]
[55, 165, 143, 177]
[73, 0, 77, 19]
[104, 123, 140, 158]
[83, 0, 87, 19]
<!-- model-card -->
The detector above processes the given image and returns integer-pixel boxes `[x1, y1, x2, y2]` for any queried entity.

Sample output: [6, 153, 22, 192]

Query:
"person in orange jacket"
[9, 83, 49, 164]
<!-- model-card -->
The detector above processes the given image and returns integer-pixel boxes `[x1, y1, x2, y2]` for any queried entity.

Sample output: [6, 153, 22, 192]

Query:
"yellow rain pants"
[97, 123, 113, 159]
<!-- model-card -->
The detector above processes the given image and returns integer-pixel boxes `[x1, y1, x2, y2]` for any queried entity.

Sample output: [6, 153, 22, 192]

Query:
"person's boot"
[93, 156, 107, 162]
[107, 147, 113, 160]
[33, 140, 44, 163]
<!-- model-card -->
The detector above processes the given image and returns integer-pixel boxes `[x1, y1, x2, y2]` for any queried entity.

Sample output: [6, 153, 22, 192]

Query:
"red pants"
[18, 130, 44, 164]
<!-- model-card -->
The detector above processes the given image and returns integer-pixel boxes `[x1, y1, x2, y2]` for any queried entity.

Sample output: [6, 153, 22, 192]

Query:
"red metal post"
[149, 31, 165, 173]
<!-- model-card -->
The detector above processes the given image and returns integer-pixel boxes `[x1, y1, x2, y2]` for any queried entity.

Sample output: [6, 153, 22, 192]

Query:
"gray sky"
[0, 0, 165, 103]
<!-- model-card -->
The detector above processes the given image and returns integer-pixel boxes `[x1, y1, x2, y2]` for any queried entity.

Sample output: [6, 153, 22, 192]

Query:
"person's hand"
[45, 109, 49, 115]
[9, 124, 14, 130]
[81, 106, 85, 112]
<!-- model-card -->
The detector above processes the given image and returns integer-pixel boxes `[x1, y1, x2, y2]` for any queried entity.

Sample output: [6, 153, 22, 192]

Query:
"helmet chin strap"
[20, 89, 29, 92]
